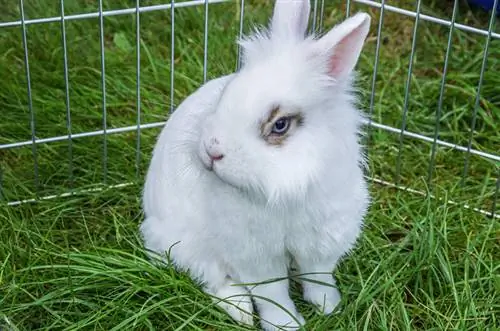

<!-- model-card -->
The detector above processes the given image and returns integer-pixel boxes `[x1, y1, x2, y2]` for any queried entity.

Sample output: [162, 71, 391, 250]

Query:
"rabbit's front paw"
[303, 286, 341, 315]
[211, 281, 254, 326]
[217, 296, 254, 326]
[259, 308, 305, 331]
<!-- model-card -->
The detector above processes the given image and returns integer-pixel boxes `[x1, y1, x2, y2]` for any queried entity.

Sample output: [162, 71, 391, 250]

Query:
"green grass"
[0, 185, 498, 330]
[0, 0, 499, 330]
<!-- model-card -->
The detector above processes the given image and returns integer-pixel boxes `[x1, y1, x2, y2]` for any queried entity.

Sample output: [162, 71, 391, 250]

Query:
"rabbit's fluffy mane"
[237, 25, 314, 69]
[236, 23, 362, 111]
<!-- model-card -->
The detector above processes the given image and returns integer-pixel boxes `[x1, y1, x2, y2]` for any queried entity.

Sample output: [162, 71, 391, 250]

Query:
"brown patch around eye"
[260, 106, 304, 146]
[260, 106, 281, 137]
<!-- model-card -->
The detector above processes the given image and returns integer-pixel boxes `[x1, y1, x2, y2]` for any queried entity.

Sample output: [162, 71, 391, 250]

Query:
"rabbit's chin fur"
[140, 2, 371, 330]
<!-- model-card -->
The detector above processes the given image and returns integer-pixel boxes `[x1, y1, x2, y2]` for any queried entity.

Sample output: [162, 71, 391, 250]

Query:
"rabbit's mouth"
[203, 160, 223, 179]
[197, 141, 242, 189]
[199, 150, 215, 171]
[199, 142, 226, 173]
[198, 154, 240, 188]
[199, 154, 226, 184]
[203, 161, 215, 172]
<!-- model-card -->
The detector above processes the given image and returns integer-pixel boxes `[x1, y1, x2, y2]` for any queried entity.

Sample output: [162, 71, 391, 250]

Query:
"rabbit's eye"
[261, 110, 303, 146]
[272, 117, 290, 135]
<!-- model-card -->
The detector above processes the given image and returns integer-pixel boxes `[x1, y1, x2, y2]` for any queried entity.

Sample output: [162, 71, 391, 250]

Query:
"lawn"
[0, 0, 499, 330]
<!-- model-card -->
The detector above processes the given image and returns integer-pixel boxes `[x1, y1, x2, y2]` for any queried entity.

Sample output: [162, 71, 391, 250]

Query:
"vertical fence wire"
[492, 170, 499, 218]
[60, 0, 73, 191]
[346, 0, 352, 17]
[395, 0, 422, 185]
[135, 0, 141, 178]
[19, 0, 40, 196]
[203, 0, 209, 83]
[2, 0, 498, 217]
[170, 0, 176, 113]
[461, 0, 498, 185]
[318, 0, 325, 33]
[312, 0, 318, 32]
[236, 0, 245, 70]
[367, 0, 386, 131]
[427, 0, 458, 185]
[98, 0, 108, 183]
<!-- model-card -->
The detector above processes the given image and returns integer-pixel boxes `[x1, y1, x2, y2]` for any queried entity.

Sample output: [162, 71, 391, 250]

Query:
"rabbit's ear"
[313, 12, 371, 80]
[270, 0, 311, 41]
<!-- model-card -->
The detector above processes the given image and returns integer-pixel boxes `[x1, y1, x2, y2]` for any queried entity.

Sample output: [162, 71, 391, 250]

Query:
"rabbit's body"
[141, 1, 371, 330]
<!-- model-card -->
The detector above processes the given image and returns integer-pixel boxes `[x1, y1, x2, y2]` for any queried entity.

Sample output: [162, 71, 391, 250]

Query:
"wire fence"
[0, 0, 498, 218]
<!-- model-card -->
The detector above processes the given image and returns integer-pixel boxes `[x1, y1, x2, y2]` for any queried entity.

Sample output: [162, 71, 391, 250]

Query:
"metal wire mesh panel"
[0, 0, 498, 218]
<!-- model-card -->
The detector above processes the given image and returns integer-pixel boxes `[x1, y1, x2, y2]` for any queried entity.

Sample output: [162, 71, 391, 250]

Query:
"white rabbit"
[140, 0, 371, 330]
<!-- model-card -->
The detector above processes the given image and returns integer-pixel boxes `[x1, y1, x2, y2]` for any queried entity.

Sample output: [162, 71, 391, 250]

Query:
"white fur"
[140, 1, 371, 330]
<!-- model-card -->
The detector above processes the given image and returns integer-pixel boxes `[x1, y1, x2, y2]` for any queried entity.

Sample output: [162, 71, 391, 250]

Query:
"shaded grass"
[0, 0, 499, 330]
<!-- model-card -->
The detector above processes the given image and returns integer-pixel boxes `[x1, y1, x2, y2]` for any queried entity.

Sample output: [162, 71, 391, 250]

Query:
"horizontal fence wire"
[0, 0, 498, 40]
[353, 0, 500, 39]
[1, 119, 498, 162]
[0, 0, 227, 28]
[5, 175, 498, 220]
[1, 0, 498, 218]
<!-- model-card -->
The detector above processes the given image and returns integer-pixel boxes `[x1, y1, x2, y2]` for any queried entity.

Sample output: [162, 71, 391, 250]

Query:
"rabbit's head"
[199, 0, 371, 203]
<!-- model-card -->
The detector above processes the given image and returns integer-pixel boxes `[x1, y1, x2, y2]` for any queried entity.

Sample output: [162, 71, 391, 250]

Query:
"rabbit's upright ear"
[312, 12, 371, 80]
[270, 0, 311, 41]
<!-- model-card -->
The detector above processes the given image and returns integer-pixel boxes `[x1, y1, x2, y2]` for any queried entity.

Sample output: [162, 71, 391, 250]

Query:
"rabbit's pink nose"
[206, 137, 224, 161]
[207, 150, 224, 161]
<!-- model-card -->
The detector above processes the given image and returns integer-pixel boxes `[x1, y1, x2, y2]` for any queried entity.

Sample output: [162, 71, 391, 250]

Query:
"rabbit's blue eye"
[272, 117, 290, 135]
